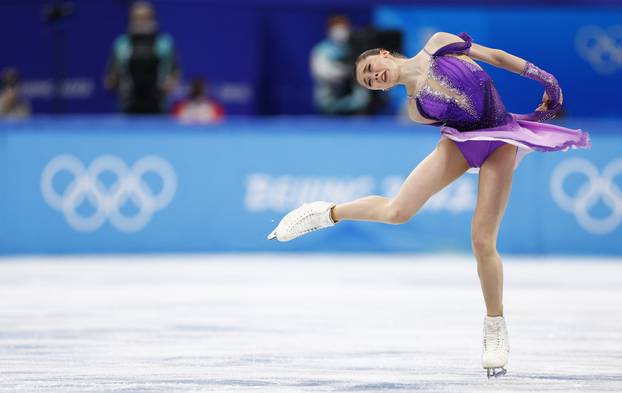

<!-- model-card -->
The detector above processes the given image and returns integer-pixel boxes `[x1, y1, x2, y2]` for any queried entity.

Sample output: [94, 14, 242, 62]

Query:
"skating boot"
[267, 201, 336, 242]
[482, 315, 509, 378]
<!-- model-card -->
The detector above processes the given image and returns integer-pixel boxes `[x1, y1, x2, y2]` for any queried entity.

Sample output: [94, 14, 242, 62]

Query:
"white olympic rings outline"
[41, 154, 177, 232]
[575, 25, 622, 75]
[550, 158, 622, 235]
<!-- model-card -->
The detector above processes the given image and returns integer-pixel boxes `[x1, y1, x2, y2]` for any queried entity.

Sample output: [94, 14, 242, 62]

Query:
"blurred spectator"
[310, 15, 370, 115]
[105, 1, 180, 114]
[171, 78, 225, 123]
[0, 68, 31, 119]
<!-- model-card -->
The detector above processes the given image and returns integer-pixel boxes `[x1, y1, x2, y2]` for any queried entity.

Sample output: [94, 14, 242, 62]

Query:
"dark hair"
[355, 48, 406, 67]
[327, 14, 350, 29]
[353, 49, 406, 85]
[188, 77, 206, 100]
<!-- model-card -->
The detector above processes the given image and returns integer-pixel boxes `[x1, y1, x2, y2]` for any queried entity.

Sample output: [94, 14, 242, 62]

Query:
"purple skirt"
[441, 115, 591, 171]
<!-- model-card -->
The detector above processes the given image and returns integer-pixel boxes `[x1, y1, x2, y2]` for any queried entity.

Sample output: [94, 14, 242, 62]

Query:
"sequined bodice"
[412, 33, 513, 131]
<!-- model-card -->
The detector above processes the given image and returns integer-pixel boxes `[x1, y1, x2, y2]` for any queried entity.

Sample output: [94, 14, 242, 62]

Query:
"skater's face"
[356, 50, 399, 91]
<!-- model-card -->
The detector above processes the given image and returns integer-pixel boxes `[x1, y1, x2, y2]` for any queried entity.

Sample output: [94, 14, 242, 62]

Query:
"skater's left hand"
[535, 89, 563, 112]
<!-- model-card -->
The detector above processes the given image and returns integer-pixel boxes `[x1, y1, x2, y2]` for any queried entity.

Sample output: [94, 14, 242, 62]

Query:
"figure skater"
[267, 32, 590, 377]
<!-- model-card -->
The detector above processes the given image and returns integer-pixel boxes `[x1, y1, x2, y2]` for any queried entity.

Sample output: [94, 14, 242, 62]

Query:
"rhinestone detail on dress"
[417, 56, 479, 120]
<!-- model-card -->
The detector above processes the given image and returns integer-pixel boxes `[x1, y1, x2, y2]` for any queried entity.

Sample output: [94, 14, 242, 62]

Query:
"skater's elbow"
[491, 50, 507, 66]
[484, 48, 527, 73]
[493, 50, 516, 68]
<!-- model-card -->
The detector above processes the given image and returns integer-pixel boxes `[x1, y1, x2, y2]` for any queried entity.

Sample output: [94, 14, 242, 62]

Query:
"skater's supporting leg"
[332, 138, 469, 224]
[471, 144, 516, 317]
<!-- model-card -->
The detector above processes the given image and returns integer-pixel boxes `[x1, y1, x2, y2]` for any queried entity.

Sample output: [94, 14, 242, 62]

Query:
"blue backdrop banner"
[0, 117, 619, 254]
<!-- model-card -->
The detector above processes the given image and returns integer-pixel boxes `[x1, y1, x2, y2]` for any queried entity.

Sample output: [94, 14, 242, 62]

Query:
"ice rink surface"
[0, 254, 621, 393]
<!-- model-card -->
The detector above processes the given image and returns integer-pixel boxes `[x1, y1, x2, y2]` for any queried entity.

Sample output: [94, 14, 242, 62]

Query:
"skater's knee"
[471, 230, 498, 260]
[384, 202, 413, 224]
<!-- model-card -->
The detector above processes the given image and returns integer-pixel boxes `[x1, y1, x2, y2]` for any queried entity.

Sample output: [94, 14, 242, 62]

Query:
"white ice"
[0, 254, 621, 393]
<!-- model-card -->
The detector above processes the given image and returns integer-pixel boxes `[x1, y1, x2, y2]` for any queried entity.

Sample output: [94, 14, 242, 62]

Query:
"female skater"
[267, 32, 590, 377]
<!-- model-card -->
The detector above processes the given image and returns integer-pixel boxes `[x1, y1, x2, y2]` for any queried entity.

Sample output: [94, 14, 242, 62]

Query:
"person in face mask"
[310, 15, 370, 115]
[105, 1, 180, 114]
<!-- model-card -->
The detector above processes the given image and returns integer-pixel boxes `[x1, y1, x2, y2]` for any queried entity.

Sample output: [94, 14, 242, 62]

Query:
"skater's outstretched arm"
[425, 32, 526, 74]
[428, 32, 563, 110]
[469, 38, 563, 108]
[468, 43, 526, 75]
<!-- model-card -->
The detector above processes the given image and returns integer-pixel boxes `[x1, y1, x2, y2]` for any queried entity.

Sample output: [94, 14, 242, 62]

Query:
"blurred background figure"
[0, 68, 31, 119]
[104, 1, 180, 114]
[172, 78, 225, 123]
[310, 15, 371, 115]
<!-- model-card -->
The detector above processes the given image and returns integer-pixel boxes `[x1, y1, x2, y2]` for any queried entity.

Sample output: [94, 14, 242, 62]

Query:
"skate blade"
[267, 230, 277, 240]
[486, 367, 507, 378]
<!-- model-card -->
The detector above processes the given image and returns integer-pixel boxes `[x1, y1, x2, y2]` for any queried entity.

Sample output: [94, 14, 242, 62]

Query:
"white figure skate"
[482, 316, 509, 378]
[267, 201, 336, 242]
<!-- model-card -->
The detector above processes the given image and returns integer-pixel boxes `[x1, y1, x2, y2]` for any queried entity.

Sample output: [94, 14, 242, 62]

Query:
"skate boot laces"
[291, 204, 331, 234]
[484, 317, 507, 352]
[268, 201, 335, 241]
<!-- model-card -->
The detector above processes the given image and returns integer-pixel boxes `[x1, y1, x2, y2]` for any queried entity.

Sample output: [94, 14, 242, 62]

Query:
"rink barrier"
[0, 116, 620, 254]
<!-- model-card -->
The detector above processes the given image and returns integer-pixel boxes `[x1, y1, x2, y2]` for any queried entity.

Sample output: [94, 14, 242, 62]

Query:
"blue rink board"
[0, 116, 620, 255]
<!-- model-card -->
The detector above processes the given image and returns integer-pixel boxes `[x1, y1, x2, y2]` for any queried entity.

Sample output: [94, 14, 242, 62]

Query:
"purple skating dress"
[411, 32, 591, 170]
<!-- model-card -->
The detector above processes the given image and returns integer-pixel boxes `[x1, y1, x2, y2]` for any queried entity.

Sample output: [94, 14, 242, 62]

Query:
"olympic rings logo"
[575, 25, 622, 75]
[550, 158, 622, 235]
[41, 155, 177, 232]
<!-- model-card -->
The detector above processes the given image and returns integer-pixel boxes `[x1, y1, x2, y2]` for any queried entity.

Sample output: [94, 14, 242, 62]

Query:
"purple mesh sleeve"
[519, 62, 562, 122]
[521, 62, 561, 107]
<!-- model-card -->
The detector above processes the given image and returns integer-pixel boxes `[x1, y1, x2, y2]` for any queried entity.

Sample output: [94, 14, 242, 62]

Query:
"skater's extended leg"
[268, 138, 469, 241]
[332, 138, 469, 224]
[471, 143, 516, 317]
